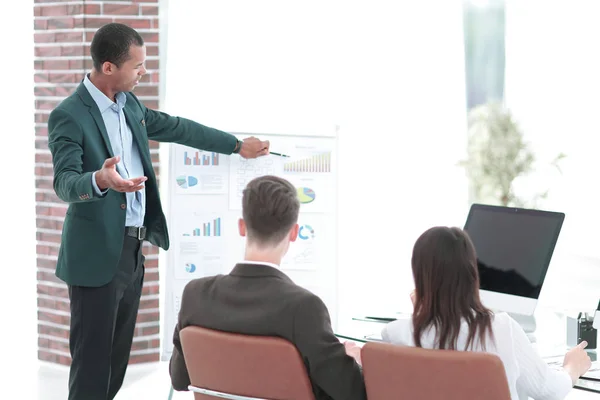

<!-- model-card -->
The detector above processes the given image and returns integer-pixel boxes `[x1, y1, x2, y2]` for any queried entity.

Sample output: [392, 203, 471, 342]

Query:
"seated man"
[169, 175, 366, 400]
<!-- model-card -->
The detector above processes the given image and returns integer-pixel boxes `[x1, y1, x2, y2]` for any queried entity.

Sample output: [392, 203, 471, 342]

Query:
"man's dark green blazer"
[48, 82, 237, 287]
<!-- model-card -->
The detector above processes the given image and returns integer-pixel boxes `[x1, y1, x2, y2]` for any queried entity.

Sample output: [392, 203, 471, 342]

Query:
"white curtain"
[505, 0, 600, 312]
[165, 0, 469, 323]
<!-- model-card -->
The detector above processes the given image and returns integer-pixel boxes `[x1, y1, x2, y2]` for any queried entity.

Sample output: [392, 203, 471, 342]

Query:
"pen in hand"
[270, 152, 290, 158]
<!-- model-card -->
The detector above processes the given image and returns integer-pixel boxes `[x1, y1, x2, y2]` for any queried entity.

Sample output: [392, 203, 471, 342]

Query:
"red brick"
[38, 297, 70, 313]
[103, 4, 140, 16]
[136, 311, 159, 324]
[84, 17, 117, 29]
[140, 298, 159, 310]
[129, 352, 159, 364]
[37, 270, 64, 283]
[56, 31, 84, 42]
[152, 18, 159, 29]
[34, 113, 49, 124]
[38, 325, 69, 340]
[46, 17, 82, 30]
[144, 101, 159, 110]
[34, 19, 48, 30]
[35, 0, 162, 367]
[48, 339, 71, 354]
[36, 217, 64, 231]
[83, 4, 101, 15]
[36, 206, 66, 218]
[141, 5, 158, 15]
[142, 284, 159, 296]
[36, 191, 64, 205]
[35, 46, 61, 57]
[47, 72, 83, 84]
[38, 311, 70, 326]
[36, 126, 49, 136]
[60, 45, 85, 57]
[133, 85, 158, 97]
[34, 32, 54, 43]
[131, 338, 160, 351]
[142, 244, 159, 254]
[37, 284, 68, 299]
[36, 243, 59, 257]
[36, 137, 49, 149]
[35, 73, 49, 83]
[136, 324, 160, 336]
[149, 71, 160, 84]
[37, 257, 58, 269]
[146, 45, 158, 57]
[145, 59, 158, 70]
[35, 153, 53, 163]
[139, 32, 158, 43]
[69, 59, 85, 69]
[36, 100, 59, 111]
[34, 86, 76, 97]
[112, 18, 152, 30]
[41, 59, 70, 70]
[39, 5, 68, 17]
[141, 270, 159, 283]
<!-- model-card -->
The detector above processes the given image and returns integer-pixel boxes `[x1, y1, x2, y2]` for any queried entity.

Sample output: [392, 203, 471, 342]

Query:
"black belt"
[125, 226, 146, 241]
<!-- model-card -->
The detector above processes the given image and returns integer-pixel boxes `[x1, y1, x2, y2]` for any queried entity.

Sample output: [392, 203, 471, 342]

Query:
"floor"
[36, 361, 188, 400]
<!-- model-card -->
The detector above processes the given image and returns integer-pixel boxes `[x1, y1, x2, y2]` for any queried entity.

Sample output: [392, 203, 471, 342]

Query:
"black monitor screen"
[463, 204, 564, 299]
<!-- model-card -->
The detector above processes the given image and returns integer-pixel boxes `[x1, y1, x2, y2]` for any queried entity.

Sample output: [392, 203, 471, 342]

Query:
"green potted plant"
[460, 101, 565, 208]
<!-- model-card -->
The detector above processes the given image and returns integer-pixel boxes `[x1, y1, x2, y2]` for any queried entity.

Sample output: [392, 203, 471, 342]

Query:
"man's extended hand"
[344, 341, 363, 366]
[95, 156, 147, 192]
[239, 136, 270, 159]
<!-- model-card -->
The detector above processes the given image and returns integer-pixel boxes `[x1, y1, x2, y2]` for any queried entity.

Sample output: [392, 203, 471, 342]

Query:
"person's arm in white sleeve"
[510, 318, 572, 400]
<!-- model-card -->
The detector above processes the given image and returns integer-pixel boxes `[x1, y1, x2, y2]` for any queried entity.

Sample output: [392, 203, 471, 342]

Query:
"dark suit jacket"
[48, 82, 237, 287]
[170, 263, 367, 400]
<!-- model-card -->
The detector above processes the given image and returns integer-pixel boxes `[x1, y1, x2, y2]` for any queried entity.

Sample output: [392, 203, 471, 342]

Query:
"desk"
[335, 308, 599, 398]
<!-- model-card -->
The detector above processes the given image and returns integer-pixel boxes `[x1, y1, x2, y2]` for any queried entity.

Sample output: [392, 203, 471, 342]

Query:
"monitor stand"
[508, 312, 537, 342]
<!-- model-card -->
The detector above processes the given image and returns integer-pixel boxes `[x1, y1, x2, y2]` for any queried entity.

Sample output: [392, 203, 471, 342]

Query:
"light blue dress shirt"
[85, 75, 146, 227]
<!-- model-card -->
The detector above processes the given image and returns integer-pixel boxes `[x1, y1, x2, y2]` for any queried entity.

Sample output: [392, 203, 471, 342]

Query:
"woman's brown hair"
[411, 226, 494, 350]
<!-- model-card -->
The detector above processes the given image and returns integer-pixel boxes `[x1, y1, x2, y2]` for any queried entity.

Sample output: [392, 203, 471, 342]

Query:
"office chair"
[179, 326, 316, 400]
[361, 342, 511, 400]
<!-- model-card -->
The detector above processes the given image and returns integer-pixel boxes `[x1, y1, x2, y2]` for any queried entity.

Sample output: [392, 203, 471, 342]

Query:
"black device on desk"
[567, 312, 597, 349]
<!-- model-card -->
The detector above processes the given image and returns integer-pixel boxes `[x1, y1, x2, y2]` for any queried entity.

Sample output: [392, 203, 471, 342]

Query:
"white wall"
[163, 1, 469, 322]
[0, 0, 38, 395]
[505, 0, 600, 312]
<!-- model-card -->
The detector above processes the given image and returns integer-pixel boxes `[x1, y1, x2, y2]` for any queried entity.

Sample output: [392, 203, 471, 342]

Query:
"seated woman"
[381, 226, 591, 400]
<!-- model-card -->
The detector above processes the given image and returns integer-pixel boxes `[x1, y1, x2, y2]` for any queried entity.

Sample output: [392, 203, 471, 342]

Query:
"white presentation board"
[161, 132, 338, 360]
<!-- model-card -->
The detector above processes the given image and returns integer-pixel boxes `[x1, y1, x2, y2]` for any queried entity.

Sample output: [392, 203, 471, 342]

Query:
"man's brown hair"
[242, 175, 300, 245]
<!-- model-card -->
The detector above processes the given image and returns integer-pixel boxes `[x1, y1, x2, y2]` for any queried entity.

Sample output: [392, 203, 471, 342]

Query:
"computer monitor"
[463, 204, 565, 318]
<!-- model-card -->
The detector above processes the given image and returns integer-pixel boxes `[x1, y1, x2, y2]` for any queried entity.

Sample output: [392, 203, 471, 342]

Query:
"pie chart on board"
[185, 263, 196, 273]
[176, 176, 199, 189]
[297, 187, 316, 204]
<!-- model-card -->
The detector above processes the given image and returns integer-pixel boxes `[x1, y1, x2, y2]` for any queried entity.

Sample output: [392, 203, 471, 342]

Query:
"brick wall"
[34, 0, 161, 366]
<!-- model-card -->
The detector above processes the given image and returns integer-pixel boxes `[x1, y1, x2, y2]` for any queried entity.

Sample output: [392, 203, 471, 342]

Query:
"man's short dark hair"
[90, 23, 144, 71]
[242, 176, 300, 245]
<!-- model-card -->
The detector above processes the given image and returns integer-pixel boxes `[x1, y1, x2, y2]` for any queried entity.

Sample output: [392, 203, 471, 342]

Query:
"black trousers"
[67, 236, 145, 400]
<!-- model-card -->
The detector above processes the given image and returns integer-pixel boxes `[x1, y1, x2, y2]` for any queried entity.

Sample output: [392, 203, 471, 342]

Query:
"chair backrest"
[362, 342, 511, 400]
[180, 326, 316, 400]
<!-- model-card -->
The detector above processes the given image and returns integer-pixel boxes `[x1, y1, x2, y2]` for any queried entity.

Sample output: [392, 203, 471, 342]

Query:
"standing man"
[48, 23, 269, 400]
